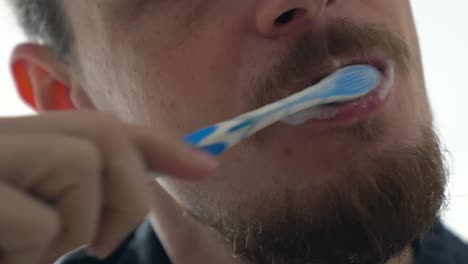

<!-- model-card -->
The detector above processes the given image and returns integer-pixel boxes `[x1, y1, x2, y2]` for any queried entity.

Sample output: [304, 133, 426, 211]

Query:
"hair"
[7, 0, 72, 58]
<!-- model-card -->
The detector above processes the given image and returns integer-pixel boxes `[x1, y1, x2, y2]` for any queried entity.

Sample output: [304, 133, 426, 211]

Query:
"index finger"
[126, 124, 219, 179]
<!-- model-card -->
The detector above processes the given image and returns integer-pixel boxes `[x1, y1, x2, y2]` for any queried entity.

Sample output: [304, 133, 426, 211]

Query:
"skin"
[2, 0, 435, 263]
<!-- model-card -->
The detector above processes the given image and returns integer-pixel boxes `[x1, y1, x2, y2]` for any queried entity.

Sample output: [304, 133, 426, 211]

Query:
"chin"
[190, 125, 448, 264]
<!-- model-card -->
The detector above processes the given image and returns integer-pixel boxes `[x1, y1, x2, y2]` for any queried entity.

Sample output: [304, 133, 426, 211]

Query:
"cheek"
[386, 74, 431, 148]
[77, 39, 245, 134]
[134, 67, 244, 135]
[125, 42, 254, 133]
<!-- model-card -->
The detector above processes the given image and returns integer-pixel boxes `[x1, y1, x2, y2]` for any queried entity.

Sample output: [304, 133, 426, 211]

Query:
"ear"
[10, 43, 79, 112]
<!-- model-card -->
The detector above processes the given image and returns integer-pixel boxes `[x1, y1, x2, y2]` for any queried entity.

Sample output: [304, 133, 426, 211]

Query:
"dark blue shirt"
[59, 220, 468, 264]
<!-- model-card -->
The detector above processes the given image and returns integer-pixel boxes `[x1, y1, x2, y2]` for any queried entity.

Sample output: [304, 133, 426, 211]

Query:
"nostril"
[273, 8, 307, 27]
[259, 7, 309, 36]
[274, 9, 299, 26]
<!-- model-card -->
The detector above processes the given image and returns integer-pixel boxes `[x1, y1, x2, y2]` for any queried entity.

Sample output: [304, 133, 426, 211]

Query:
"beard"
[177, 19, 446, 264]
[188, 123, 447, 264]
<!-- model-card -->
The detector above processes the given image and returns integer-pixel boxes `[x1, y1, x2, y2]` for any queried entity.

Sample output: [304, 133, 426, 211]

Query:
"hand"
[0, 111, 218, 264]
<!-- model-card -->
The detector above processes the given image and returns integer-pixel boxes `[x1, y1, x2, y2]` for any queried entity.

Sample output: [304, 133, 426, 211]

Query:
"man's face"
[64, 1, 446, 263]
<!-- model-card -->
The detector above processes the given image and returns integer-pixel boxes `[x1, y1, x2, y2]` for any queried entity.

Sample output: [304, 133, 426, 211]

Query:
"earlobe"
[10, 43, 75, 112]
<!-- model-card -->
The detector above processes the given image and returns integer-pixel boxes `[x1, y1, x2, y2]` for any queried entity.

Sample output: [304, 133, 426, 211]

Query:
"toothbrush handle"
[183, 108, 293, 156]
[183, 92, 326, 156]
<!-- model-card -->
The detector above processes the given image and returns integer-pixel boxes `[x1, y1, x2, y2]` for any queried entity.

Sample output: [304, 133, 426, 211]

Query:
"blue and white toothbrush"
[183, 64, 380, 156]
[150, 65, 380, 178]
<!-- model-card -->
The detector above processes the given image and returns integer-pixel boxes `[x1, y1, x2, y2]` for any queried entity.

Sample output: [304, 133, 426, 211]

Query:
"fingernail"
[184, 147, 219, 171]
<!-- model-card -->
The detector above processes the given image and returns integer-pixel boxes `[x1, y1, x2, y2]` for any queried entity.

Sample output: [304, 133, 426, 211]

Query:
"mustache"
[247, 19, 411, 111]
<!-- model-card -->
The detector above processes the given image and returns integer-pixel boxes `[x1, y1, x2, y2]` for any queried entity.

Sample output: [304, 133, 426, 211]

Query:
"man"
[2, 0, 467, 263]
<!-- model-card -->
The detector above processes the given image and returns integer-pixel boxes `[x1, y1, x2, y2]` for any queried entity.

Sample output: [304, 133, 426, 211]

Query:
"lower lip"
[281, 61, 395, 127]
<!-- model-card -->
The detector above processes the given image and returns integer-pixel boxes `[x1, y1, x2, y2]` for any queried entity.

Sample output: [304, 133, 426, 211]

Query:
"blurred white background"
[0, 1, 467, 241]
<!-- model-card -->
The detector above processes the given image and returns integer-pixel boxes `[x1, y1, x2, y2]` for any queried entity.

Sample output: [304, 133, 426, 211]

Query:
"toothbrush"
[183, 64, 380, 156]
[149, 65, 380, 178]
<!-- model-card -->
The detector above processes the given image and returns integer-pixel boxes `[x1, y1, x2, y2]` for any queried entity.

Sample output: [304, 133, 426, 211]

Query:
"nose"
[256, 0, 340, 37]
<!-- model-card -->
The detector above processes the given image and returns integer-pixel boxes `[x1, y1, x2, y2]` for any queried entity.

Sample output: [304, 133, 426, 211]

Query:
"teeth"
[281, 106, 338, 125]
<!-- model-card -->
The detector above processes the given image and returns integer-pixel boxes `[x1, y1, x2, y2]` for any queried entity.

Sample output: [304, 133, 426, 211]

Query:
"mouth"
[281, 58, 395, 126]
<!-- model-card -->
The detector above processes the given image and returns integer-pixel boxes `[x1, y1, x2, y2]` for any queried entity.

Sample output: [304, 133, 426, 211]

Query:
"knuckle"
[28, 211, 61, 246]
[131, 125, 173, 152]
[94, 113, 122, 131]
[52, 138, 101, 176]
[93, 113, 127, 144]
[63, 226, 95, 248]
[41, 213, 61, 244]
